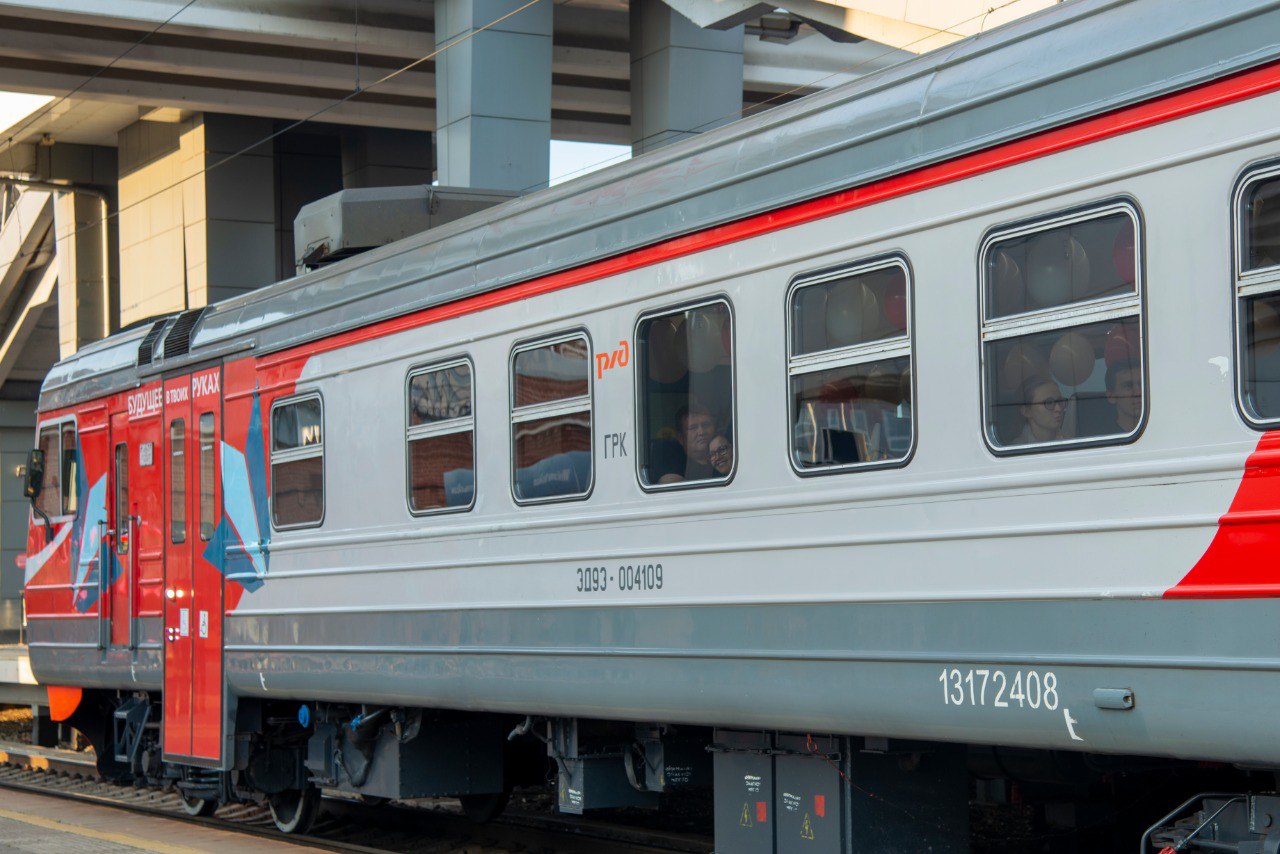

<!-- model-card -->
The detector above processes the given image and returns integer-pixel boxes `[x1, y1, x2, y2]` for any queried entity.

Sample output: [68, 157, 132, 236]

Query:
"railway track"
[0, 741, 713, 854]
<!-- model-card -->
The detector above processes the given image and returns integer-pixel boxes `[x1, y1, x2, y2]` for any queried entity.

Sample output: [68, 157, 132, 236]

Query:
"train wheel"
[459, 790, 511, 823]
[268, 785, 319, 834]
[178, 791, 218, 817]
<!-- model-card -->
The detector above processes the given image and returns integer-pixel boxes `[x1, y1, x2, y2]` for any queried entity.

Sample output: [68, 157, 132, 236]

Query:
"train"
[20, 0, 1280, 850]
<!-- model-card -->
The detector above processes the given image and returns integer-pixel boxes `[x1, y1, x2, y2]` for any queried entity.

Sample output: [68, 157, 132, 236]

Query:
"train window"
[60, 424, 77, 516]
[198, 413, 215, 540]
[788, 259, 913, 473]
[170, 419, 186, 544]
[270, 395, 324, 528]
[114, 443, 128, 555]
[637, 300, 734, 487]
[407, 360, 474, 514]
[510, 334, 592, 503]
[34, 425, 59, 519]
[980, 203, 1143, 451]
[1236, 169, 1280, 423]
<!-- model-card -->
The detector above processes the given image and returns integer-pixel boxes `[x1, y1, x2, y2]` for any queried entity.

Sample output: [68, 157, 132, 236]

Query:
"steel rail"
[0, 740, 710, 854]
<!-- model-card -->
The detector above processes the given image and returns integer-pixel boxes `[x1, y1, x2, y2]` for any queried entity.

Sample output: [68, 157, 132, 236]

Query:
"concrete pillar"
[54, 193, 110, 357]
[340, 128, 433, 189]
[434, 0, 551, 191]
[45, 143, 118, 357]
[629, 0, 744, 156]
[118, 114, 277, 325]
[0, 400, 34, 643]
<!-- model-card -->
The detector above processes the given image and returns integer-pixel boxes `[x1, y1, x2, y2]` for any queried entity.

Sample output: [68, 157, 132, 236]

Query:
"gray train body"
[24, 0, 1280, 848]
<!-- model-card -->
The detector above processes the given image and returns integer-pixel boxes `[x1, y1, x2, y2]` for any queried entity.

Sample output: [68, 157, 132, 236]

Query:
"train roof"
[38, 0, 1280, 411]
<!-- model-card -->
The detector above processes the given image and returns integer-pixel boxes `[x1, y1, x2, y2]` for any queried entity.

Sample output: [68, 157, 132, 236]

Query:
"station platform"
[0, 645, 42, 707]
[0, 787, 323, 853]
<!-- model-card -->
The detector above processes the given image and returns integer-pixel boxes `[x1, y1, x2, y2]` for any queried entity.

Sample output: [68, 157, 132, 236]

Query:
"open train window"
[636, 299, 734, 488]
[980, 201, 1144, 453]
[270, 394, 324, 528]
[407, 359, 475, 514]
[510, 333, 592, 503]
[787, 257, 913, 474]
[1235, 166, 1280, 424]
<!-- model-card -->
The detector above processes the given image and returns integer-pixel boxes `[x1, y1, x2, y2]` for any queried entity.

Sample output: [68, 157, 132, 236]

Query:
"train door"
[162, 366, 224, 765]
[108, 390, 163, 651]
[162, 376, 193, 757]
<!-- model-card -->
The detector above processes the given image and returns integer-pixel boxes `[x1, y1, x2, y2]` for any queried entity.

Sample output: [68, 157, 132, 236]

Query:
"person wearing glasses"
[1015, 377, 1068, 444]
[708, 433, 733, 477]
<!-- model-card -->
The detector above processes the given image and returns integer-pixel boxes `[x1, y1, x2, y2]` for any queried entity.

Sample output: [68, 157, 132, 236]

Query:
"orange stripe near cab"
[46, 685, 82, 721]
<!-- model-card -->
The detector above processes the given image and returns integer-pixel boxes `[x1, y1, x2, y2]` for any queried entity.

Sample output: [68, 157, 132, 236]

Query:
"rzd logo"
[595, 340, 629, 379]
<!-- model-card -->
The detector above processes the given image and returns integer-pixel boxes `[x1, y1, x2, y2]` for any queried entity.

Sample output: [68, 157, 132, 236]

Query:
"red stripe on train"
[276, 58, 1280, 364]
[1166, 433, 1280, 598]
[257, 59, 1280, 599]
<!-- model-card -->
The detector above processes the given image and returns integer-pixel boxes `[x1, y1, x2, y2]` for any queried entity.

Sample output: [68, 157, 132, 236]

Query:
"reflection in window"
[170, 419, 186, 543]
[199, 413, 216, 540]
[60, 424, 77, 516]
[982, 205, 1143, 449]
[271, 396, 324, 527]
[407, 361, 475, 512]
[114, 443, 129, 555]
[511, 336, 591, 502]
[1239, 171, 1280, 422]
[789, 261, 912, 471]
[1243, 174, 1280, 273]
[638, 302, 733, 486]
[35, 425, 59, 518]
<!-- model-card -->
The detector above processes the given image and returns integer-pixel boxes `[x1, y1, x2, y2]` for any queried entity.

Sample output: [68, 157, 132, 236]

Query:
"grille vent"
[161, 308, 205, 360]
[136, 319, 169, 366]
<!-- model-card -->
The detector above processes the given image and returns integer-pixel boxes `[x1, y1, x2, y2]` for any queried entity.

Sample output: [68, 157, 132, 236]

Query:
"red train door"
[162, 376, 193, 758]
[108, 387, 163, 651]
[162, 366, 225, 765]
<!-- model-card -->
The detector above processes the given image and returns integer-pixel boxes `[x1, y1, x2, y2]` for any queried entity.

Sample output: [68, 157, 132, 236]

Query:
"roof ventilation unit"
[136, 316, 173, 366]
[160, 307, 205, 360]
[293, 185, 517, 273]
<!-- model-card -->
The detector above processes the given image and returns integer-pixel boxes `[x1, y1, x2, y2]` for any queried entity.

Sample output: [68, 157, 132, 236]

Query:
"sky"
[0, 92, 50, 141]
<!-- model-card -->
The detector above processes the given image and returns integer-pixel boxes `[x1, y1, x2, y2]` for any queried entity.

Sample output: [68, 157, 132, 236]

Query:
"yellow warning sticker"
[801, 812, 815, 840]
[740, 802, 754, 827]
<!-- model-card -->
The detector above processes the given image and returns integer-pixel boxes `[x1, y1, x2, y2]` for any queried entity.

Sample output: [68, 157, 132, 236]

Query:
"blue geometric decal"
[202, 393, 270, 592]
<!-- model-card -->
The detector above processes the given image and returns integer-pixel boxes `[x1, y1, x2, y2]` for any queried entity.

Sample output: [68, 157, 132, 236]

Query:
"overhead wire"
[0, 0, 551, 278]
[3, 0, 1036, 287]
[1, 0, 203, 172]
[540, 0, 1042, 188]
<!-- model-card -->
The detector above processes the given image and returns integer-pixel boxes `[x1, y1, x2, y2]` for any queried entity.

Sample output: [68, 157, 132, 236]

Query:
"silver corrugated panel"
[40, 0, 1280, 407]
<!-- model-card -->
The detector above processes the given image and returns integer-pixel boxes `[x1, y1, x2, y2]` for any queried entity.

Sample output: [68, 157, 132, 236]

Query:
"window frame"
[269, 392, 326, 530]
[1232, 159, 1280, 429]
[405, 356, 476, 517]
[114, 441, 129, 555]
[197, 411, 216, 542]
[784, 254, 917, 477]
[33, 416, 77, 522]
[169, 418, 186, 544]
[977, 198, 1147, 456]
[508, 329, 595, 506]
[633, 295, 738, 493]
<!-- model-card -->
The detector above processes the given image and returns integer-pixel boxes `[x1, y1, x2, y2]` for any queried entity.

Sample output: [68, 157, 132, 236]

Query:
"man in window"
[656, 403, 718, 483]
[1104, 360, 1142, 435]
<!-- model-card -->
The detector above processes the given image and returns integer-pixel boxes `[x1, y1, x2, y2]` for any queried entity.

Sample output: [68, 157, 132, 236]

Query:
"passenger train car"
[21, 0, 1280, 849]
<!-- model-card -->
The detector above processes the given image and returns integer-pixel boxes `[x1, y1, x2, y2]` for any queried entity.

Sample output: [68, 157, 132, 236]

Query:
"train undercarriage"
[52, 687, 1280, 852]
